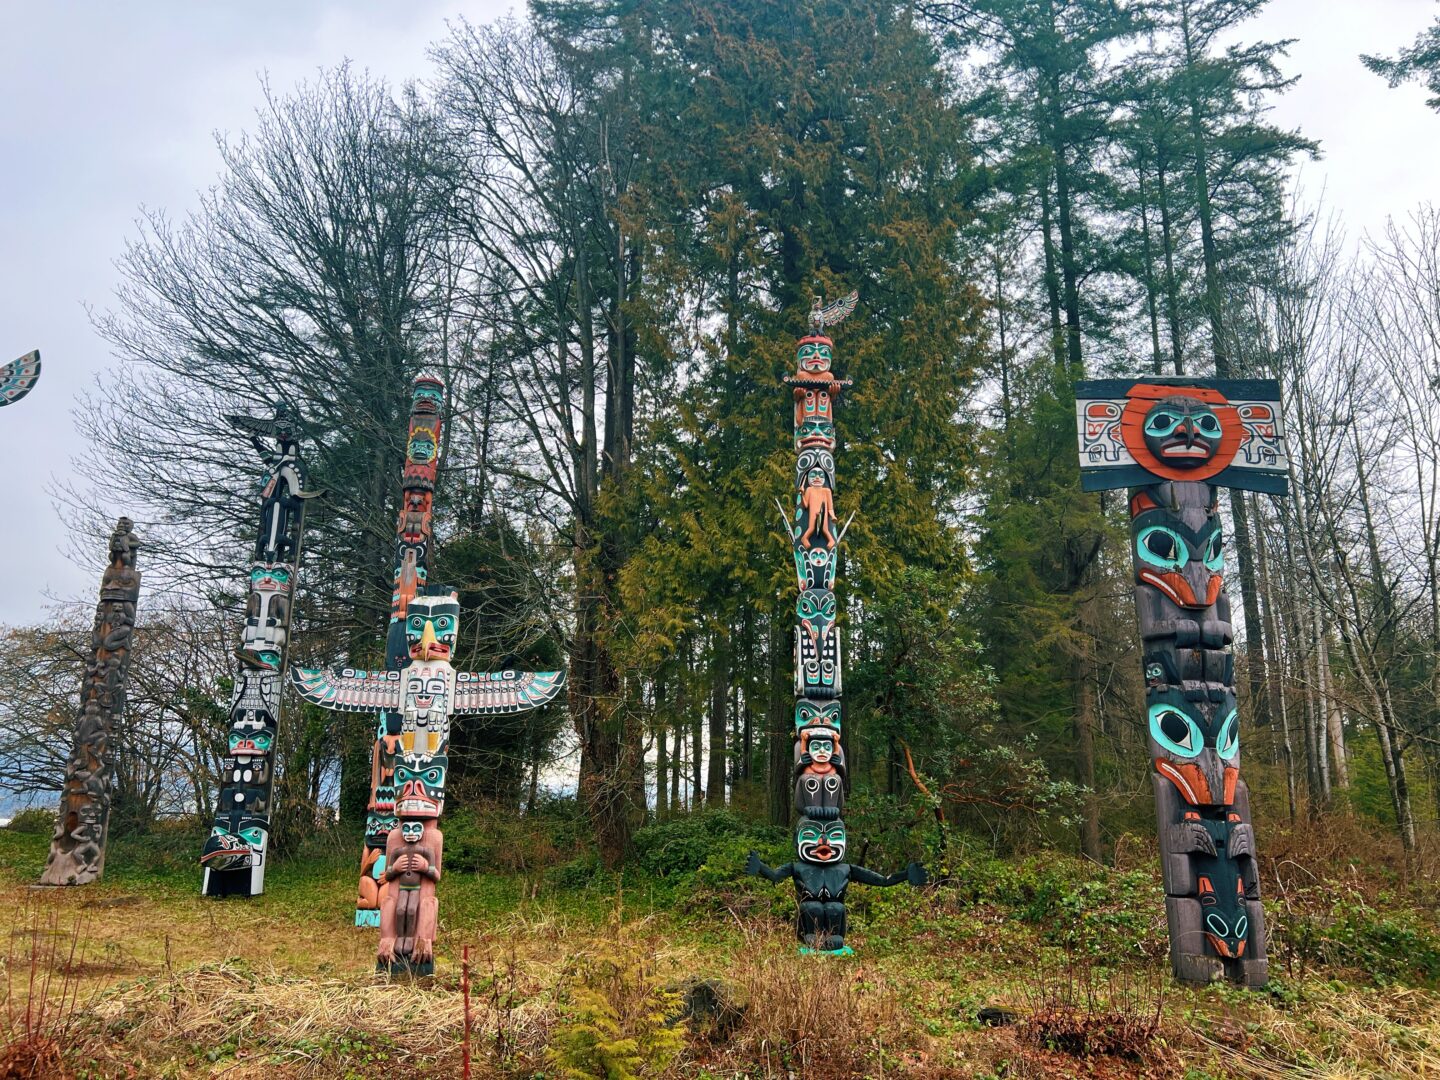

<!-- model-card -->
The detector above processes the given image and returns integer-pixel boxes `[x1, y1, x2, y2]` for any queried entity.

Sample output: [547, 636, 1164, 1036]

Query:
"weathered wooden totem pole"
[200, 405, 319, 896]
[748, 294, 926, 953]
[1075, 377, 1288, 987]
[0, 350, 41, 407]
[293, 373, 565, 974]
[39, 518, 142, 885]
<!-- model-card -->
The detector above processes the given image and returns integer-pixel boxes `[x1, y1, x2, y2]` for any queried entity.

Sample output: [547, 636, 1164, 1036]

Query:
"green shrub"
[5, 808, 55, 835]
[631, 810, 782, 879]
[547, 928, 683, 1079]
[1290, 899, 1440, 986]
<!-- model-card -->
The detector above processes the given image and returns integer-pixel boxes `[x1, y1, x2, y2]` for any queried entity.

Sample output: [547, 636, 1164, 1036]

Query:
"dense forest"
[5, 0, 1440, 883]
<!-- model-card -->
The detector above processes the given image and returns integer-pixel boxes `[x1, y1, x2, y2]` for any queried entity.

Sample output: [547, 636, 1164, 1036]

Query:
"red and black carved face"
[1140, 397, 1223, 469]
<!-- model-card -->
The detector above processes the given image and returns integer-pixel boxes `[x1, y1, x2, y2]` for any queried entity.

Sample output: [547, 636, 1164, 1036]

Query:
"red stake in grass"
[461, 944, 472, 1079]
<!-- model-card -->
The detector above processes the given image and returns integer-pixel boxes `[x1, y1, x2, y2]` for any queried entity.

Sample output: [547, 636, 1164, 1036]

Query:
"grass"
[0, 812, 1437, 1077]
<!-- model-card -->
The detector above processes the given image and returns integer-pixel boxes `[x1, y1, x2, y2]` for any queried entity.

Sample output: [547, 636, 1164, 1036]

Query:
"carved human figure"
[378, 817, 443, 973]
[746, 819, 925, 952]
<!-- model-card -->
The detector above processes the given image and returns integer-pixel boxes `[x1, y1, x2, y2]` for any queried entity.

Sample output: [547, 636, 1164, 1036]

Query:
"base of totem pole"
[201, 867, 260, 898]
[355, 911, 381, 928]
[1166, 896, 1268, 989]
[799, 945, 854, 957]
[377, 956, 434, 979]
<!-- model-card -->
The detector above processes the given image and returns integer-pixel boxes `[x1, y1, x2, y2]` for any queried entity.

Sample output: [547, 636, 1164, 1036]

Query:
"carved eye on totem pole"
[1140, 396, 1224, 469]
[394, 754, 447, 818]
[1147, 688, 1239, 807]
[796, 818, 846, 864]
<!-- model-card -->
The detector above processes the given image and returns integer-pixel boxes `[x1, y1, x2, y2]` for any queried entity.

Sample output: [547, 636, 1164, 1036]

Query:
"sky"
[0, 0, 1438, 627]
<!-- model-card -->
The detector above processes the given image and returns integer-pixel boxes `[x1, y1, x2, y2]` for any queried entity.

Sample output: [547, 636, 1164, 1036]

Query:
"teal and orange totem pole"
[1076, 377, 1288, 987]
[747, 293, 925, 952]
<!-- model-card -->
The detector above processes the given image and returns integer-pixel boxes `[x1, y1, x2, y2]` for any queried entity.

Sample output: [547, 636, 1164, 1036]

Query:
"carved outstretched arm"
[851, 862, 927, 888]
[746, 851, 792, 883]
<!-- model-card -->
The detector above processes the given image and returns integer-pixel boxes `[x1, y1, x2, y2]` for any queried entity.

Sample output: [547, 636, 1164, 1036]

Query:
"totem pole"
[200, 405, 319, 896]
[747, 293, 926, 953]
[0, 350, 41, 407]
[293, 589, 565, 974]
[39, 518, 142, 886]
[1075, 377, 1288, 988]
[343, 373, 446, 928]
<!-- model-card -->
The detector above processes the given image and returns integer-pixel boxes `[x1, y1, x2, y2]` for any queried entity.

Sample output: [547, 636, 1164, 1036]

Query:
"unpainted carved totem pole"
[1075, 377, 1289, 987]
[0, 351, 41, 407]
[40, 518, 142, 886]
[747, 294, 926, 953]
[200, 405, 319, 896]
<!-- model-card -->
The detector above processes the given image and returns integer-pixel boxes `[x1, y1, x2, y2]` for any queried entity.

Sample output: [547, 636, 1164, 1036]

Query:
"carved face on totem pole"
[367, 811, 398, 844]
[1195, 857, 1252, 960]
[242, 564, 291, 668]
[795, 699, 842, 733]
[1138, 396, 1224, 470]
[795, 389, 836, 451]
[796, 336, 834, 376]
[1131, 489, 1224, 610]
[796, 589, 841, 698]
[201, 815, 268, 871]
[796, 817, 847, 864]
[1147, 687, 1240, 809]
[400, 594, 460, 753]
[394, 753, 447, 818]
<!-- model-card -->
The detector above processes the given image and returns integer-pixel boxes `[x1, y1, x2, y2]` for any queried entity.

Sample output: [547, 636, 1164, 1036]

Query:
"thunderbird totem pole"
[747, 293, 926, 953]
[200, 405, 319, 896]
[40, 518, 142, 886]
[293, 373, 565, 975]
[0, 350, 41, 407]
[1075, 377, 1288, 987]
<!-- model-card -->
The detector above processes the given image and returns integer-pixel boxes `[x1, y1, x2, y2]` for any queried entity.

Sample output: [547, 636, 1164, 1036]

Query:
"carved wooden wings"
[809, 291, 859, 332]
[290, 665, 566, 716]
[0, 351, 40, 407]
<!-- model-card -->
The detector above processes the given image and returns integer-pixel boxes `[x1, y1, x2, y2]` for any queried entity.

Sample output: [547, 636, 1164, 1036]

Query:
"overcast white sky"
[1, 0, 1437, 625]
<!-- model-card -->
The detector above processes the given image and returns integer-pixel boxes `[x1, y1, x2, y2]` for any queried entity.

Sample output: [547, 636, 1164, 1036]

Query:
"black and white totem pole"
[200, 404, 319, 896]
